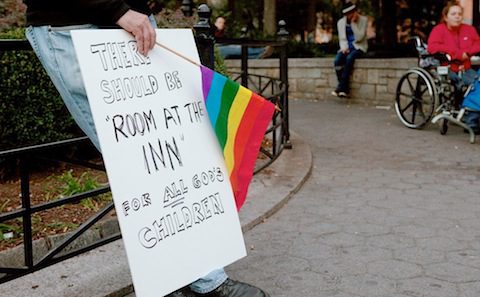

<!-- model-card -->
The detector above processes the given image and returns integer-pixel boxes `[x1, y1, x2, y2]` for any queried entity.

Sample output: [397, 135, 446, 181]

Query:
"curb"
[239, 131, 313, 233]
[0, 132, 312, 297]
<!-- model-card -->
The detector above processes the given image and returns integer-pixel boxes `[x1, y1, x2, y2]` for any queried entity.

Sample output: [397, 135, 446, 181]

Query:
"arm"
[427, 25, 462, 59]
[71, 0, 131, 24]
[465, 26, 480, 57]
[71, 0, 155, 55]
[337, 18, 348, 53]
[353, 15, 368, 43]
[116, 10, 156, 56]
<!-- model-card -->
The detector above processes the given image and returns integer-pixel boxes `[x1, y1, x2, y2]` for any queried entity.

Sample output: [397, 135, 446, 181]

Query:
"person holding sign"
[22, 1, 269, 297]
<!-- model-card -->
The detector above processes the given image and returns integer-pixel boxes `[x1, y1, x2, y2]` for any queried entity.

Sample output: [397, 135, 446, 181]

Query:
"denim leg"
[218, 44, 241, 58]
[217, 45, 265, 59]
[25, 16, 158, 152]
[449, 69, 478, 91]
[26, 25, 101, 151]
[462, 69, 478, 86]
[334, 51, 346, 90]
[248, 47, 266, 59]
[189, 268, 228, 294]
[464, 110, 480, 131]
[338, 49, 363, 92]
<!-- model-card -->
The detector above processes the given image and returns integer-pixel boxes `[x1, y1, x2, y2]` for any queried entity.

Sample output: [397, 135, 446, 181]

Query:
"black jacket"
[24, 0, 151, 27]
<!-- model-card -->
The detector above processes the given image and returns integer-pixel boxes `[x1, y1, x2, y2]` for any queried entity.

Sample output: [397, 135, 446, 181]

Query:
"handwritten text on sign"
[71, 29, 246, 297]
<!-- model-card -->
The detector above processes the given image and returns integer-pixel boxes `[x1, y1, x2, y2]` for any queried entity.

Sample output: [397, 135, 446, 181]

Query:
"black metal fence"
[0, 4, 289, 284]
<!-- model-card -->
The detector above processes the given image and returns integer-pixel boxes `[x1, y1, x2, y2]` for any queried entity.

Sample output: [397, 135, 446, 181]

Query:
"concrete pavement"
[4, 97, 480, 297]
[226, 98, 480, 297]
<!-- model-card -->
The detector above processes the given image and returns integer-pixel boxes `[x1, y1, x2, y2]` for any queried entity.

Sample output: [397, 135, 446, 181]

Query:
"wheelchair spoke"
[398, 91, 412, 98]
[411, 101, 417, 122]
[395, 68, 435, 129]
[401, 99, 414, 113]
[417, 103, 426, 118]
[406, 76, 415, 93]
[418, 85, 429, 97]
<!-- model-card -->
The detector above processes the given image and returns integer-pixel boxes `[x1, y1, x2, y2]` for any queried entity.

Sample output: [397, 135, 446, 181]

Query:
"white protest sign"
[71, 29, 246, 297]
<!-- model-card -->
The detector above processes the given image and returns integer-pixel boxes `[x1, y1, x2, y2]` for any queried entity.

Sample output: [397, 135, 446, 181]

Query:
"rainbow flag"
[200, 65, 276, 210]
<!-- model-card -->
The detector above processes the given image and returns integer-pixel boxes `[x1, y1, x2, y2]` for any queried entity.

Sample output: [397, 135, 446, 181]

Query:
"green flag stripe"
[215, 79, 239, 149]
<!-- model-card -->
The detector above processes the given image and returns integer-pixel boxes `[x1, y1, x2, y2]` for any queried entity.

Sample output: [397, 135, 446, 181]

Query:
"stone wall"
[225, 57, 418, 106]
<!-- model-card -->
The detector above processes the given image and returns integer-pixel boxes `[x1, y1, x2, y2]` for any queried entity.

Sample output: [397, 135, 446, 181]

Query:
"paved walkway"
[4, 98, 480, 297]
[226, 99, 480, 297]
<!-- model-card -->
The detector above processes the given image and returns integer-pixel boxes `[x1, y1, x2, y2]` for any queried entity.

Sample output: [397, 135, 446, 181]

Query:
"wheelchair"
[394, 36, 477, 143]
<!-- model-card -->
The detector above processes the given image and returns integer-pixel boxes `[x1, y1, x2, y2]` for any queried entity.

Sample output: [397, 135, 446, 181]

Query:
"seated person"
[428, 1, 480, 133]
[214, 16, 273, 59]
[332, 2, 368, 98]
[397, 18, 412, 44]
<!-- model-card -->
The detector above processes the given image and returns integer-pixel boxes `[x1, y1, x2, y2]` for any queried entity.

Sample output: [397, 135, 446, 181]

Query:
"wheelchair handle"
[409, 36, 424, 49]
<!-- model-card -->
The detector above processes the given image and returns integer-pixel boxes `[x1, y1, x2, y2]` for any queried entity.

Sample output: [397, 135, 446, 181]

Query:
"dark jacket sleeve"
[70, 0, 132, 24]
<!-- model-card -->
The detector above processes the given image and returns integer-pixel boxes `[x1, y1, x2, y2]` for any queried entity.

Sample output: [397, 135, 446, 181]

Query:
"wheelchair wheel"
[395, 67, 437, 129]
[439, 118, 448, 135]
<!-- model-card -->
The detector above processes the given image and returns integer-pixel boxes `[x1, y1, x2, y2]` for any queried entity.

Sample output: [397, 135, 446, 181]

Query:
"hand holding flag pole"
[154, 40, 278, 210]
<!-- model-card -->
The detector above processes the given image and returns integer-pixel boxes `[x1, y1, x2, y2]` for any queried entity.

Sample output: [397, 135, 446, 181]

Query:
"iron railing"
[0, 137, 118, 283]
[0, 4, 289, 284]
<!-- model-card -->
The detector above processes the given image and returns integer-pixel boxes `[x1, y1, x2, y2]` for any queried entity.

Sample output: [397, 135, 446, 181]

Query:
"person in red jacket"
[428, 1, 480, 133]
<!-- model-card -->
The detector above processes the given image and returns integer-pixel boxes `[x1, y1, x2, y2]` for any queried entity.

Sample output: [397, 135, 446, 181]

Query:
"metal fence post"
[193, 4, 215, 69]
[181, 0, 193, 17]
[277, 20, 291, 148]
[19, 157, 33, 268]
[240, 27, 249, 87]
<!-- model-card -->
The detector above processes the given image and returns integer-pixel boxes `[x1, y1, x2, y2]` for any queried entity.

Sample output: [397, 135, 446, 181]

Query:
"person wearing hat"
[332, 1, 368, 98]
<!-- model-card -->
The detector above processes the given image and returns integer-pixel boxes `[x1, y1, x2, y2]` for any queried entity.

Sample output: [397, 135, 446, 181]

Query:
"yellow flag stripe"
[224, 86, 252, 174]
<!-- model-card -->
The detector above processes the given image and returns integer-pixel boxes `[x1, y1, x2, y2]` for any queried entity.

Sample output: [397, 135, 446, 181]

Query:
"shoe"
[196, 278, 269, 297]
[259, 46, 274, 59]
[338, 91, 348, 98]
[166, 286, 196, 297]
[331, 90, 339, 97]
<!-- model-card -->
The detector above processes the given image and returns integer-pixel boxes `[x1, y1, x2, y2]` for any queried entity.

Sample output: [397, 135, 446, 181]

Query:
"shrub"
[286, 40, 337, 58]
[0, 28, 79, 151]
[0, 0, 26, 32]
[155, 8, 196, 29]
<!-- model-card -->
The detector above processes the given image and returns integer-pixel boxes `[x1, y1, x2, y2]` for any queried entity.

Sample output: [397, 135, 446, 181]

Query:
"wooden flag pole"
[155, 41, 201, 68]
[154, 41, 281, 112]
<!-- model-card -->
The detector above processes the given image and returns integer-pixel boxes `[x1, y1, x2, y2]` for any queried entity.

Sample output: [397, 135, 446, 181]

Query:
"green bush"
[0, 0, 26, 32]
[0, 29, 79, 151]
[286, 40, 337, 58]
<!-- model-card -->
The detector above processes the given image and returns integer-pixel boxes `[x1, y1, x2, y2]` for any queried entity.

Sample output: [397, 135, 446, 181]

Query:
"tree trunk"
[228, 0, 236, 21]
[380, 0, 397, 48]
[263, 0, 276, 36]
[306, 0, 316, 33]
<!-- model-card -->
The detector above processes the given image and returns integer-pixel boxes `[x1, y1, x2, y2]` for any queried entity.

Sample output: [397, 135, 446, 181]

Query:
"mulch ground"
[0, 163, 110, 251]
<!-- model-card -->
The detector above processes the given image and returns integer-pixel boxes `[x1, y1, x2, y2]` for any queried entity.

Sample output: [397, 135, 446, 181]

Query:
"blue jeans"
[25, 17, 228, 294]
[334, 48, 364, 92]
[464, 110, 480, 131]
[449, 69, 480, 131]
[218, 44, 266, 59]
